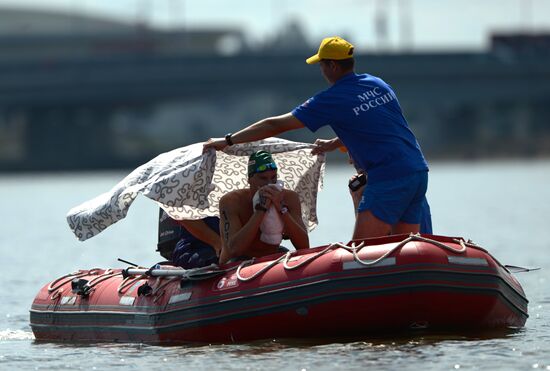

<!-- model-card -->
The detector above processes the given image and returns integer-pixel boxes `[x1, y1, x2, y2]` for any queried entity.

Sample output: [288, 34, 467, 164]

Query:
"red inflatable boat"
[30, 234, 528, 343]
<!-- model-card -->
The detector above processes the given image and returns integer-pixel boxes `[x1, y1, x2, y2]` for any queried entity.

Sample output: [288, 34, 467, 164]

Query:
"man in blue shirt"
[204, 36, 429, 239]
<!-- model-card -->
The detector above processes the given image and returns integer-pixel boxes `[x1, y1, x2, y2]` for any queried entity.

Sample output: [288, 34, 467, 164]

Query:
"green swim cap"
[248, 150, 277, 177]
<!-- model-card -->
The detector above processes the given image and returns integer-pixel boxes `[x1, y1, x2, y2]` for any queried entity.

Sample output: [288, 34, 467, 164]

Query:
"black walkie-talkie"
[348, 173, 367, 191]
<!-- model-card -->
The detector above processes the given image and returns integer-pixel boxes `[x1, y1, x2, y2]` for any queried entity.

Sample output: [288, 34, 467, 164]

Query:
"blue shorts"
[420, 198, 432, 234]
[358, 171, 428, 226]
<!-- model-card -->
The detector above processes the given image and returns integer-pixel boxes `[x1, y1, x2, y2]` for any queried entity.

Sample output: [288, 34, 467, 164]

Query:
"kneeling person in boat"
[218, 150, 309, 264]
[157, 209, 221, 269]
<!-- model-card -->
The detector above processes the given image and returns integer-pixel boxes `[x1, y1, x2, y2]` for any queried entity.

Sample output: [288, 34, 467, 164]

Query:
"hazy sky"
[0, 0, 549, 50]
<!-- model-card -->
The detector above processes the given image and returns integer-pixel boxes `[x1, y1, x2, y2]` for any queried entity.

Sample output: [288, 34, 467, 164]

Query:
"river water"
[0, 160, 549, 370]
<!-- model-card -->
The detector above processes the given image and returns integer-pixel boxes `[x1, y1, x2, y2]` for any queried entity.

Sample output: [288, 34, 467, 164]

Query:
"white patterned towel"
[67, 138, 326, 241]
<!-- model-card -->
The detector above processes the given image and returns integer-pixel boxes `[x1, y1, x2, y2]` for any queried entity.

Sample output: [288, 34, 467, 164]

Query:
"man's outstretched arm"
[203, 113, 304, 152]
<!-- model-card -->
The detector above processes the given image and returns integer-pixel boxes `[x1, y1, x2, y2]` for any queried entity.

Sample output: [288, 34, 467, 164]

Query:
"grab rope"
[118, 275, 147, 294]
[282, 245, 334, 270]
[236, 254, 288, 282]
[236, 233, 467, 282]
[329, 233, 467, 267]
[47, 268, 103, 293]
[50, 289, 63, 301]
[49, 235, 472, 296]
[86, 269, 121, 289]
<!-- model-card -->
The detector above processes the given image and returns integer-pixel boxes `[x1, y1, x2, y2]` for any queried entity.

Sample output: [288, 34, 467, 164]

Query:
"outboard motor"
[156, 208, 184, 260]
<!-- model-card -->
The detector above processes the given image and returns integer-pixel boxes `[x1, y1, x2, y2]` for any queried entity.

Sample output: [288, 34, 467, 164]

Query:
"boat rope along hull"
[29, 234, 528, 343]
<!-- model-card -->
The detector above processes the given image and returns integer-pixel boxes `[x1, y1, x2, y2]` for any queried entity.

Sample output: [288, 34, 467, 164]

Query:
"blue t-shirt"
[292, 73, 428, 183]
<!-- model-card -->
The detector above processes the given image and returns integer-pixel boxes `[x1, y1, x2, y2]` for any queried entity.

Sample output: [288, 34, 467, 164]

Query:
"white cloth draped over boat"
[66, 138, 326, 242]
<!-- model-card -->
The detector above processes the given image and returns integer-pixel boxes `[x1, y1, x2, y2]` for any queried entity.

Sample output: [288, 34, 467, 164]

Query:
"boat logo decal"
[343, 257, 396, 270]
[168, 292, 192, 304]
[217, 274, 239, 290]
[119, 296, 135, 306]
[60, 296, 77, 305]
[448, 256, 488, 266]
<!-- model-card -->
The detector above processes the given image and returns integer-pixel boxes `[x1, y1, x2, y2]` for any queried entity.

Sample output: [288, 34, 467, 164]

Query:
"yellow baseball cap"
[306, 36, 354, 64]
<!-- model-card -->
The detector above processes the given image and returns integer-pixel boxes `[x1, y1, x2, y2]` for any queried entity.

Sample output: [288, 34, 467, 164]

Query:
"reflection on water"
[23, 335, 528, 370]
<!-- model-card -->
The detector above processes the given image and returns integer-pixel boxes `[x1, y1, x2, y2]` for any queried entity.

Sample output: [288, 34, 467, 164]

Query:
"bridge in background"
[1, 51, 549, 170]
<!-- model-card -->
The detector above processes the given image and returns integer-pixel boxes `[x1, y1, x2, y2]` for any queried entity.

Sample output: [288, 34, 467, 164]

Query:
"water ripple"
[0, 329, 34, 341]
